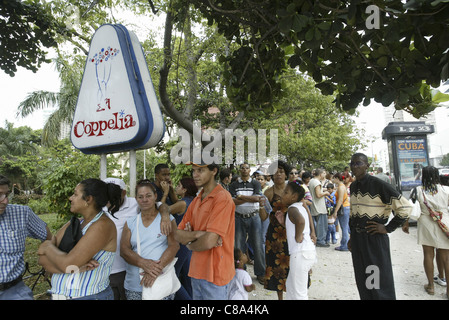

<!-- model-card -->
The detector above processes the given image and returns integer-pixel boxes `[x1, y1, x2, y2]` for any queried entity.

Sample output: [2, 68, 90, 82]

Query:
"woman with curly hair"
[263, 161, 291, 300]
[404, 166, 449, 298]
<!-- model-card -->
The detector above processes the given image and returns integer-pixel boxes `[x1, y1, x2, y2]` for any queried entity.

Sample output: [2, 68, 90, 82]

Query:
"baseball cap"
[185, 160, 208, 167]
[185, 160, 220, 173]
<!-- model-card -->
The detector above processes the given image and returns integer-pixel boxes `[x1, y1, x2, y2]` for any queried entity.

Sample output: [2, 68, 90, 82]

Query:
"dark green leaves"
[0, 0, 59, 76]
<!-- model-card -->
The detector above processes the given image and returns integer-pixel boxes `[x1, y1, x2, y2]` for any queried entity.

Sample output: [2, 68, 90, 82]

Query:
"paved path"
[248, 224, 448, 300]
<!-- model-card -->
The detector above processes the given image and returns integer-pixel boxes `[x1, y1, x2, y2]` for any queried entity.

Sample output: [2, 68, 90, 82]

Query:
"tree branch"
[159, 5, 196, 134]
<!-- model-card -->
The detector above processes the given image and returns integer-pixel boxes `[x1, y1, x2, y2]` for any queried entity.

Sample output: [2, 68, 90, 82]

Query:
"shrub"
[27, 197, 51, 215]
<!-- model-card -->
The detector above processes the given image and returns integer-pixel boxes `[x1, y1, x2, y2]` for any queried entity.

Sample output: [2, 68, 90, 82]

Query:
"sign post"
[382, 121, 434, 194]
[71, 24, 165, 193]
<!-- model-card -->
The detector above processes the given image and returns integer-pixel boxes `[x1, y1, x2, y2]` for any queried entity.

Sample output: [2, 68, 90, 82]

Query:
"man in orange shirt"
[175, 161, 235, 300]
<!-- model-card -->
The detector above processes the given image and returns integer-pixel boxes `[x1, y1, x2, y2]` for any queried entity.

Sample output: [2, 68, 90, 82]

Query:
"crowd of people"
[1, 152, 448, 300]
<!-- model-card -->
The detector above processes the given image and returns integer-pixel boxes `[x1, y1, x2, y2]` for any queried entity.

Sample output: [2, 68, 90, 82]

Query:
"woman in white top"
[276, 180, 316, 300]
[404, 166, 449, 298]
[120, 179, 179, 300]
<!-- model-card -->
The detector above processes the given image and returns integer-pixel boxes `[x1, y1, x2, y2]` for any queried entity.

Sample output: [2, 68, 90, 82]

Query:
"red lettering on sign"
[73, 112, 135, 138]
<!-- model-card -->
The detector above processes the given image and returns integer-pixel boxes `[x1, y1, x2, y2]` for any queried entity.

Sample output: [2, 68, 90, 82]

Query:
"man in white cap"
[103, 177, 171, 300]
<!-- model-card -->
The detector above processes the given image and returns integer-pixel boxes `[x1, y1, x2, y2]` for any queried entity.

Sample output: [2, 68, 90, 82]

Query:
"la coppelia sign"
[71, 24, 165, 154]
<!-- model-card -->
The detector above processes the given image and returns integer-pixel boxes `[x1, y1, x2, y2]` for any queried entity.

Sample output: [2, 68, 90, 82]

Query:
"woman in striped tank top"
[38, 179, 122, 300]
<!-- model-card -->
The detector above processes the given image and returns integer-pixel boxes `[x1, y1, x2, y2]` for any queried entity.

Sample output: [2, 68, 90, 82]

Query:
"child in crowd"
[275, 180, 316, 300]
[325, 183, 336, 214]
[228, 248, 256, 300]
[326, 214, 337, 244]
[325, 183, 337, 244]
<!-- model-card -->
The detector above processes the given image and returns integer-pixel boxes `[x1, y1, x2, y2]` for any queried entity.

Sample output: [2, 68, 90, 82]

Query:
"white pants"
[286, 250, 317, 300]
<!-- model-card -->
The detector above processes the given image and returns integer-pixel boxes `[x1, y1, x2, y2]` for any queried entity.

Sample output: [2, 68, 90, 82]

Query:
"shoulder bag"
[333, 192, 347, 217]
[408, 187, 421, 220]
[136, 214, 181, 300]
[58, 216, 83, 253]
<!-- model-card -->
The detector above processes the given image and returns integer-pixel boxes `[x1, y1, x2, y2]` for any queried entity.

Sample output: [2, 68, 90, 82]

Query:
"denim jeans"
[0, 281, 33, 300]
[234, 214, 266, 276]
[191, 278, 228, 300]
[174, 244, 192, 300]
[337, 206, 350, 250]
[72, 286, 114, 300]
[313, 214, 328, 245]
[326, 223, 336, 243]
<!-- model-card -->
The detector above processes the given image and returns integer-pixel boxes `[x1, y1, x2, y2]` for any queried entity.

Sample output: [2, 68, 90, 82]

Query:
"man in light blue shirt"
[0, 175, 52, 300]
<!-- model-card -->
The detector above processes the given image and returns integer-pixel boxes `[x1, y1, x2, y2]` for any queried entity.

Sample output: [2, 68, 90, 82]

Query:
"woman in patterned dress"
[263, 161, 291, 300]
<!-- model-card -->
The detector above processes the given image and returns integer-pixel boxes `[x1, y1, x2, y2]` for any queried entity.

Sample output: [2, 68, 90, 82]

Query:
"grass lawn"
[23, 213, 68, 299]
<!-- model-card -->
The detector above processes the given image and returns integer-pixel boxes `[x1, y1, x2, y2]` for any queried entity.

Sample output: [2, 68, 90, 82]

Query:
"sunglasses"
[289, 172, 299, 175]
[349, 161, 366, 167]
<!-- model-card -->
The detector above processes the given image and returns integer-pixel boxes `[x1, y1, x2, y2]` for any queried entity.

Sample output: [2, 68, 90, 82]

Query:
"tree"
[0, 0, 60, 76]
[7, 1, 449, 120]
[17, 55, 83, 145]
[159, 1, 246, 138]
[256, 71, 361, 169]
[39, 138, 119, 217]
[13, 1, 365, 170]
[190, 0, 449, 118]
[441, 153, 449, 167]
[0, 122, 43, 190]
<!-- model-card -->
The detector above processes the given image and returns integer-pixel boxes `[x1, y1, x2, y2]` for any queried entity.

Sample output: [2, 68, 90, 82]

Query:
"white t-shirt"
[286, 202, 315, 255]
[228, 269, 253, 300]
[105, 196, 138, 274]
[308, 178, 327, 215]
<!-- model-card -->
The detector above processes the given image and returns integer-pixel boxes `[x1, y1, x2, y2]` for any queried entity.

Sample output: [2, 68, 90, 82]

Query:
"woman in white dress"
[404, 166, 449, 298]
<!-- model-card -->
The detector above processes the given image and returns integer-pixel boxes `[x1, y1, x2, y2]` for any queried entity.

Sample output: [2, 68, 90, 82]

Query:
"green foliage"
[24, 213, 67, 299]
[441, 153, 449, 167]
[256, 72, 361, 169]
[27, 196, 51, 215]
[0, 122, 43, 191]
[0, 0, 60, 76]
[38, 139, 103, 218]
[191, 0, 449, 118]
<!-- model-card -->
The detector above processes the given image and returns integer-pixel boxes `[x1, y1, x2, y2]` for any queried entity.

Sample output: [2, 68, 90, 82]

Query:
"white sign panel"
[71, 24, 164, 154]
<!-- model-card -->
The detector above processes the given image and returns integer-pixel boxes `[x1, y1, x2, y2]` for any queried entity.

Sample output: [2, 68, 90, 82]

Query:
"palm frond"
[41, 109, 71, 147]
[17, 90, 60, 117]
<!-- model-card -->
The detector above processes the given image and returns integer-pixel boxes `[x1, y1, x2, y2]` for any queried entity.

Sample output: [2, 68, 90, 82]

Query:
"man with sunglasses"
[0, 175, 52, 300]
[348, 153, 412, 300]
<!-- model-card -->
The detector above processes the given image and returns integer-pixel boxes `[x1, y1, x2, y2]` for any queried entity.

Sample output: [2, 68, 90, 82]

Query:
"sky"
[1, 62, 60, 130]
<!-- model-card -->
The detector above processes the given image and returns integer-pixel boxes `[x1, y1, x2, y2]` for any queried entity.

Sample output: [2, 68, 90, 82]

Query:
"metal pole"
[129, 150, 136, 197]
[143, 149, 146, 179]
[100, 154, 107, 180]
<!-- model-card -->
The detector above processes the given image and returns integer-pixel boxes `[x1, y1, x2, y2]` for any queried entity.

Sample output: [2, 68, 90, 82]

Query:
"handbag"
[333, 192, 347, 217]
[136, 214, 180, 300]
[408, 188, 421, 220]
[336, 206, 344, 217]
[58, 216, 83, 253]
[421, 189, 449, 239]
[408, 199, 421, 220]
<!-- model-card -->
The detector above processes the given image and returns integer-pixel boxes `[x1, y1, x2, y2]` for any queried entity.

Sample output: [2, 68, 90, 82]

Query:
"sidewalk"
[248, 225, 448, 300]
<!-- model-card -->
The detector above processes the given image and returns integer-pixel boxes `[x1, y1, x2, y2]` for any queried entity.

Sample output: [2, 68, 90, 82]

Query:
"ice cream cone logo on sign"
[90, 46, 120, 112]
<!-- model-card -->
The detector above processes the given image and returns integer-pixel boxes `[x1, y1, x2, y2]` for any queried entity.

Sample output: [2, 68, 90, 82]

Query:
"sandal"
[424, 284, 434, 295]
